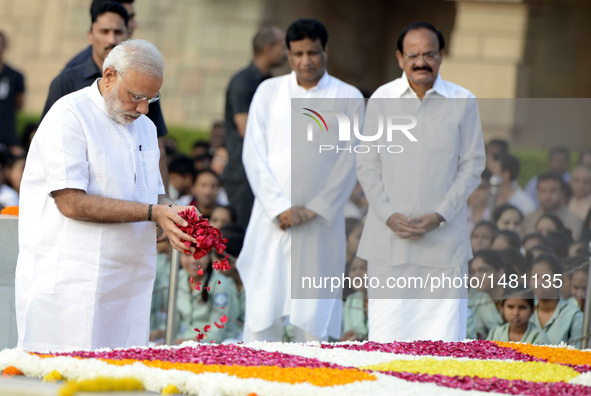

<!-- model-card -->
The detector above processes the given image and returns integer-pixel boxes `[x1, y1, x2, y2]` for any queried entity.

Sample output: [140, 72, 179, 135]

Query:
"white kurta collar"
[89, 78, 110, 117]
[289, 70, 329, 93]
[398, 72, 450, 98]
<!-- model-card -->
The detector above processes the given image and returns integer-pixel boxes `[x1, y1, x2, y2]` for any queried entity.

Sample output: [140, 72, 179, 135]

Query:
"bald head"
[253, 26, 283, 55]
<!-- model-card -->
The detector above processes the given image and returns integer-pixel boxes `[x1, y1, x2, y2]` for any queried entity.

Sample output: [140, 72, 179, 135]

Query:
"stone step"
[0, 376, 161, 395]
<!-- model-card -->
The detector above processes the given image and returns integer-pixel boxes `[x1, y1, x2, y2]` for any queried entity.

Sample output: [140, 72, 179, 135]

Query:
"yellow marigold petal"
[362, 358, 580, 383]
[43, 370, 64, 382]
[162, 384, 179, 395]
[495, 341, 591, 366]
[58, 377, 143, 396]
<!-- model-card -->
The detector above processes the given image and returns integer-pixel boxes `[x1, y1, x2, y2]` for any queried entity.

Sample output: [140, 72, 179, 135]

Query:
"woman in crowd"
[493, 204, 523, 237]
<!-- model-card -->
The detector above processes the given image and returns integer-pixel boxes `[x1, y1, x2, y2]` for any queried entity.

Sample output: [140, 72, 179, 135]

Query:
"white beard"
[104, 81, 141, 126]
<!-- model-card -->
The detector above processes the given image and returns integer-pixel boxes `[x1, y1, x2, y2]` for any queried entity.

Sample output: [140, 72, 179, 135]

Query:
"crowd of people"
[468, 143, 591, 347]
[3, 0, 590, 350]
[146, 129, 591, 346]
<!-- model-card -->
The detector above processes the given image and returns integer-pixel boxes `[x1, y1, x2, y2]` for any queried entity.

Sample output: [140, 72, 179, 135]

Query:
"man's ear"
[396, 50, 404, 69]
[87, 29, 93, 45]
[102, 67, 117, 88]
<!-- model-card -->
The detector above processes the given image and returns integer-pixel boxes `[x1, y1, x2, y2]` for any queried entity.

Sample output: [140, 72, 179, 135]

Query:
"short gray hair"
[103, 39, 164, 78]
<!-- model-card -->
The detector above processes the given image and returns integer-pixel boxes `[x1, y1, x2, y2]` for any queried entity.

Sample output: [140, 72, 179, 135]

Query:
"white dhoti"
[367, 261, 468, 342]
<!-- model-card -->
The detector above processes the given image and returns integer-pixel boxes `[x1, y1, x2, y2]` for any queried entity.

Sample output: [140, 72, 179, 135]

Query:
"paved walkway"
[0, 376, 160, 395]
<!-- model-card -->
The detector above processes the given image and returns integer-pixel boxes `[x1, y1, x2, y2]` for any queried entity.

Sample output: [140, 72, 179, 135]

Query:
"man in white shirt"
[494, 154, 536, 215]
[524, 146, 571, 207]
[357, 22, 485, 342]
[16, 40, 196, 352]
[238, 18, 364, 342]
[522, 173, 582, 240]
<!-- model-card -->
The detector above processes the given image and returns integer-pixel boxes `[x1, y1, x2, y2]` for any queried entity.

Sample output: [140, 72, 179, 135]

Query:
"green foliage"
[16, 112, 40, 138]
[16, 112, 209, 155]
[512, 148, 549, 188]
[512, 148, 578, 188]
[166, 125, 209, 155]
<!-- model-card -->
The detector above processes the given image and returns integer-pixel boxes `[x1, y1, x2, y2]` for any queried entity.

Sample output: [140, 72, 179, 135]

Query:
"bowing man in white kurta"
[356, 23, 485, 342]
[238, 19, 364, 342]
[15, 40, 194, 352]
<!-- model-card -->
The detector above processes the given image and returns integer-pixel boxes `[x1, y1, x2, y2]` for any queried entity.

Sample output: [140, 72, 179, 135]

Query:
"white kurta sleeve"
[307, 97, 365, 223]
[242, 84, 291, 219]
[356, 99, 397, 223]
[40, 106, 89, 196]
[434, 98, 485, 221]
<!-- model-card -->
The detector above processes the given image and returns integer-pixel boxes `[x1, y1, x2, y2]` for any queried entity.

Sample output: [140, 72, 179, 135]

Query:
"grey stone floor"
[0, 376, 161, 395]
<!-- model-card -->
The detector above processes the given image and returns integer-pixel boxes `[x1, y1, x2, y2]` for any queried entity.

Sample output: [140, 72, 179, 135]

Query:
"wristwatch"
[435, 213, 447, 228]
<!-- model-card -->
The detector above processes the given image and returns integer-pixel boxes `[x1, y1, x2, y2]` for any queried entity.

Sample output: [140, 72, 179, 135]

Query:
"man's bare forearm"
[53, 188, 153, 223]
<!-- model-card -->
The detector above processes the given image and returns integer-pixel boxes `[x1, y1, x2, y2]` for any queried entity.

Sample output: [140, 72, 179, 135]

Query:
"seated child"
[216, 224, 246, 341]
[468, 249, 505, 339]
[340, 256, 368, 341]
[487, 287, 550, 345]
[568, 257, 588, 311]
[470, 220, 497, 254]
[149, 237, 173, 341]
[209, 205, 237, 229]
[491, 230, 521, 251]
[175, 252, 240, 344]
[529, 254, 583, 348]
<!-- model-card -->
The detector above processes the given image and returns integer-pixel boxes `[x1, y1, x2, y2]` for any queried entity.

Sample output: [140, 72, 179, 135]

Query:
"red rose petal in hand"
[177, 208, 227, 267]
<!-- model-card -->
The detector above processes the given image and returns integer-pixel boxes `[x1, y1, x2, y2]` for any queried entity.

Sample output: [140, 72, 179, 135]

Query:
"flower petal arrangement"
[1, 340, 591, 395]
[0, 206, 18, 216]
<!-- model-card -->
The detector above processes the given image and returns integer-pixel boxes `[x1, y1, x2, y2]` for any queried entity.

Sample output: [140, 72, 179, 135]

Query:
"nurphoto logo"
[302, 108, 418, 154]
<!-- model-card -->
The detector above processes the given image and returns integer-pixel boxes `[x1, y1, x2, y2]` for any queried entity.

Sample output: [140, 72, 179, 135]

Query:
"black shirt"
[223, 62, 270, 182]
[62, 45, 92, 72]
[0, 64, 25, 146]
[42, 53, 167, 137]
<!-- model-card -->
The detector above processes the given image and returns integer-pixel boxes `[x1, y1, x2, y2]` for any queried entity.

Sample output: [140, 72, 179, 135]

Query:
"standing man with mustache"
[42, 2, 129, 117]
[356, 22, 485, 342]
[42, 1, 170, 192]
[61, 0, 138, 71]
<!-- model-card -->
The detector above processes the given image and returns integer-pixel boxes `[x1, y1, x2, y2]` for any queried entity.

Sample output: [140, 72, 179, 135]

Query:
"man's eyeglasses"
[115, 70, 161, 104]
[403, 52, 441, 62]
